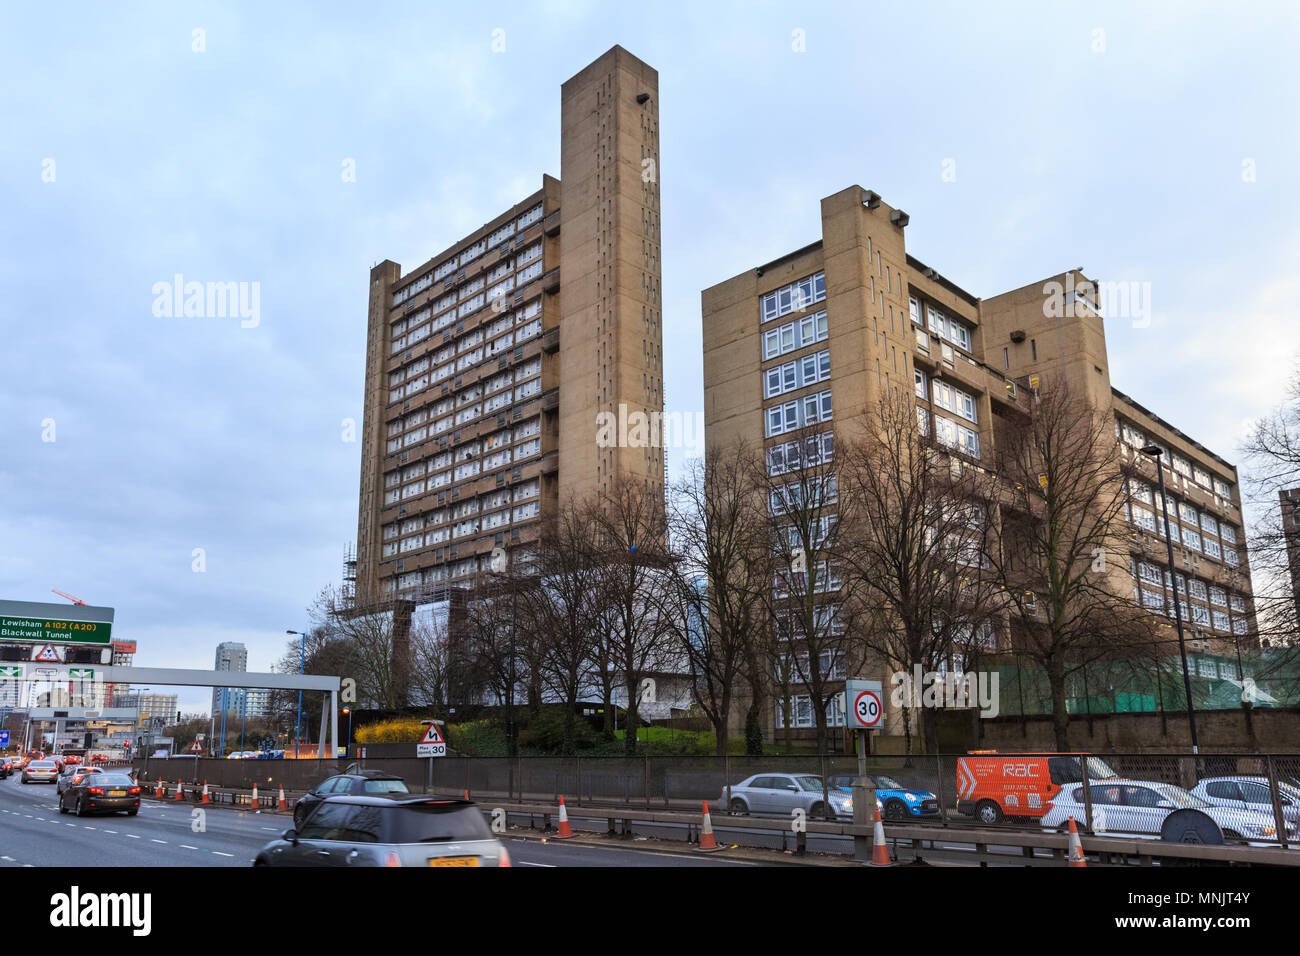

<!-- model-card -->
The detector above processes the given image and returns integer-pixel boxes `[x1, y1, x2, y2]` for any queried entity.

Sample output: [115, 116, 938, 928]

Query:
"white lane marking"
[0, 856, 13, 861]
[126, 834, 140, 839]
[212, 851, 234, 857]
[82, 826, 96, 830]
[65, 823, 76, 827]
[517, 861, 555, 867]
[180, 845, 198, 850]
[150, 839, 167, 844]
[103, 829, 117, 834]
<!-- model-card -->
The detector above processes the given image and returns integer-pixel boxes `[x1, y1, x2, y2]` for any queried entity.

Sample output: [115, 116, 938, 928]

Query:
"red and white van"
[955, 751, 1121, 824]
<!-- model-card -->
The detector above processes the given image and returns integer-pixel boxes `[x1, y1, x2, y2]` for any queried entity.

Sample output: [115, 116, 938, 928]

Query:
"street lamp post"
[1140, 445, 1200, 754]
[286, 630, 306, 758]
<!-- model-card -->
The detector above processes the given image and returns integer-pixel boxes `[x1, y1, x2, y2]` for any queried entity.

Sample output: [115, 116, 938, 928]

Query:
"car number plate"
[109, 790, 126, 796]
[428, 856, 478, 867]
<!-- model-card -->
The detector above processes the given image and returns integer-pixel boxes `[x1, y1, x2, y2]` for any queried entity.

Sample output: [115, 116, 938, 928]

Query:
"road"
[0, 776, 761, 867]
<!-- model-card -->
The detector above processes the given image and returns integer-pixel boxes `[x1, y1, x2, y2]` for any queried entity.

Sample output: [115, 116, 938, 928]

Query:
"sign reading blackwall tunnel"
[0, 600, 115, 645]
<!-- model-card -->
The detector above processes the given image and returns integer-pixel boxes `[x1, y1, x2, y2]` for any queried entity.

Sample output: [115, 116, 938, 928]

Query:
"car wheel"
[75, 796, 87, 818]
[808, 801, 826, 820]
[884, 799, 909, 822]
[59, 799, 68, 815]
[1161, 809, 1224, 845]
[729, 798, 750, 816]
[127, 808, 138, 817]
[976, 800, 1003, 825]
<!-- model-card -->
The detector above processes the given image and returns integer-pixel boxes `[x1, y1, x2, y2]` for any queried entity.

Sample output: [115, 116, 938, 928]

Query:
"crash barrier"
[127, 751, 1300, 851]
[340, 751, 1300, 850]
[487, 798, 1300, 867]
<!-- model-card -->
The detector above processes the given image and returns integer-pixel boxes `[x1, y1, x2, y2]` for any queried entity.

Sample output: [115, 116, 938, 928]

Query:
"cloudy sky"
[2, 2, 1297, 712]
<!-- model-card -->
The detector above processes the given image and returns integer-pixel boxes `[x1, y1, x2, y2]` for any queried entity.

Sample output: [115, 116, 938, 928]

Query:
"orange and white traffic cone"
[1067, 816, 1087, 867]
[463, 789, 469, 799]
[277, 785, 288, 812]
[174, 779, 184, 800]
[695, 801, 724, 852]
[200, 781, 211, 804]
[871, 806, 893, 866]
[554, 795, 574, 839]
[250, 782, 259, 809]
[155, 779, 165, 799]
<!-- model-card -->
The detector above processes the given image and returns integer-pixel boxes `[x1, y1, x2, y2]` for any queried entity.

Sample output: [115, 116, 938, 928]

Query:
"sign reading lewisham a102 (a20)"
[0, 599, 114, 645]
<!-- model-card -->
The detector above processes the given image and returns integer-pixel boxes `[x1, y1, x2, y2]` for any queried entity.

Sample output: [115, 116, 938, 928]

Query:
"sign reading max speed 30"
[0, 599, 115, 645]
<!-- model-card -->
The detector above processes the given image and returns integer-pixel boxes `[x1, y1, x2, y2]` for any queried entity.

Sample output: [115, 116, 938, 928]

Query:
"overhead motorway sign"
[0, 664, 24, 679]
[0, 599, 115, 646]
[68, 668, 95, 680]
[846, 678, 884, 730]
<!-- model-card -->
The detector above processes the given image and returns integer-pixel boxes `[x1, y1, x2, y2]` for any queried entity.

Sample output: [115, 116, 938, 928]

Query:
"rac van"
[955, 750, 1121, 824]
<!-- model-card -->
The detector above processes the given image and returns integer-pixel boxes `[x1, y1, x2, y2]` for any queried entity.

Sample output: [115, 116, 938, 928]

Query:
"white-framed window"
[1214, 478, 1234, 498]
[517, 204, 544, 230]
[487, 220, 515, 249]
[1224, 549, 1240, 567]
[1220, 524, 1237, 545]
[926, 306, 972, 352]
[765, 432, 833, 477]
[1203, 537, 1221, 559]
[513, 500, 540, 521]
[459, 240, 486, 266]
[763, 349, 830, 398]
[914, 368, 927, 399]
[1209, 586, 1227, 607]
[1190, 604, 1211, 626]
[760, 271, 826, 323]
[933, 415, 980, 458]
[1183, 527, 1201, 551]
[909, 296, 923, 326]
[1189, 579, 1208, 601]
[1172, 455, 1192, 478]
[1193, 467, 1212, 488]
[517, 260, 544, 284]
[932, 379, 978, 425]
[1212, 610, 1230, 632]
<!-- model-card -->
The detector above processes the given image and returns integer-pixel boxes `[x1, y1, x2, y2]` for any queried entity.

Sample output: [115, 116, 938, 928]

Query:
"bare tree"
[753, 424, 855, 754]
[459, 574, 527, 756]
[518, 495, 607, 755]
[590, 476, 679, 756]
[986, 378, 1157, 750]
[310, 586, 412, 710]
[1241, 363, 1300, 646]
[663, 444, 768, 756]
[836, 395, 1002, 756]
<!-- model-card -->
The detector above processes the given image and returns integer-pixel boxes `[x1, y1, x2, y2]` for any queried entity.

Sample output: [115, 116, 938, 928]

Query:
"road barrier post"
[934, 753, 948, 828]
[1079, 756, 1095, 834]
[1266, 755, 1290, 851]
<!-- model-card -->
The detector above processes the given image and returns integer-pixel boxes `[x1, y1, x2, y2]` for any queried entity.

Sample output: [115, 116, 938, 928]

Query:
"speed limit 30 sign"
[845, 678, 883, 729]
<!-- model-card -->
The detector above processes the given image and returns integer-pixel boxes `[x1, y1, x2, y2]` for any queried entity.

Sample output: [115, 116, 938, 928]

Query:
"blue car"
[827, 773, 940, 821]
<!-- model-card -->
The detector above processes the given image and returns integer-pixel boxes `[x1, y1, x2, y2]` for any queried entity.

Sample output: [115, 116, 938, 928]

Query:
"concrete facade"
[355, 47, 663, 605]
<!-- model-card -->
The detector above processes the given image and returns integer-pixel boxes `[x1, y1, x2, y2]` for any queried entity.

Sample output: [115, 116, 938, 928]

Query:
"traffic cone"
[200, 781, 211, 804]
[695, 801, 724, 852]
[174, 779, 184, 800]
[1067, 816, 1087, 867]
[155, 779, 165, 799]
[463, 789, 469, 799]
[250, 782, 259, 809]
[554, 795, 574, 839]
[277, 785, 288, 811]
[871, 806, 893, 866]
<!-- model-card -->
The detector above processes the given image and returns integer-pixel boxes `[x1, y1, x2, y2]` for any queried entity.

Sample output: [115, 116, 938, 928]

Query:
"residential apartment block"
[702, 185, 1256, 736]
[355, 47, 664, 604]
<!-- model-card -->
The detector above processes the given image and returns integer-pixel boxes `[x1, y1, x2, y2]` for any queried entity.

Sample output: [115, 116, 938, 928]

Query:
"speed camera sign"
[846, 678, 883, 729]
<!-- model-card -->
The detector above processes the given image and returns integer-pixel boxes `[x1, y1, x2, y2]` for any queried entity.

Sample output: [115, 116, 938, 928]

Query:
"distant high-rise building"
[212, 641, 248, 715]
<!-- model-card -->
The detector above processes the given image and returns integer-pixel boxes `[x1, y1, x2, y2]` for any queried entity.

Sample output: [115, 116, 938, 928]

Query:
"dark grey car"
[255, 794, 508, 867]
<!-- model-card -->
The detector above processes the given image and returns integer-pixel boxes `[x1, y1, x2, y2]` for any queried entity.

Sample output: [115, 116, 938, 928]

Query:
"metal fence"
[131, 751, 1300, 849]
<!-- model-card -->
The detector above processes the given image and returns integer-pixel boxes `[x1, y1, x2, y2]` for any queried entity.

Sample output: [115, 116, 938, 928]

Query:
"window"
[762, 311, 828, 360]
[766, 432, 833, 476]
[763, 349, 830, 398]
[926, 306, 972, 352]
[1189, 579, 1208, 601]
[1220, 524, 1237, 545]
[909, 296, 923, 326]
[1203, 537, 1220, 559]
[933, 415, 980, 458]
[1183, 528, 1201, 551]
[1229, 593, 1246, 613]
[517, 204, 544, 230]
[932, 380, 978, 424]
[1209, 586, 1227, 607]
[1212, 610, 1230, 632]
[761, 271, 826, 323]
[914, 368, 927, 399]
[764, 390, 832, 437]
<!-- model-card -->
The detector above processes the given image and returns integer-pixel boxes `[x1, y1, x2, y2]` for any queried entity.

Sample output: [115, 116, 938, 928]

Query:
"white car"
[1190, 776, 1300, 829]
[1040, 779, 1297, 846]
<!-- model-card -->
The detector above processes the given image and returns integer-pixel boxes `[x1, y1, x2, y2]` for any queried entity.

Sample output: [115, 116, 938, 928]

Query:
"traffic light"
[176, 712, 181, 723]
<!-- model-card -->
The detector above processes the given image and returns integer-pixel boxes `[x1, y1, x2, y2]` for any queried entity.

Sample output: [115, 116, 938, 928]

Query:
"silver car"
[57, 764, 102, 795]
[253, 794, 509, 867]
[725, 773, 876, 821]
[22, 760, 60, 784]
[1190, 776, 1300, 828]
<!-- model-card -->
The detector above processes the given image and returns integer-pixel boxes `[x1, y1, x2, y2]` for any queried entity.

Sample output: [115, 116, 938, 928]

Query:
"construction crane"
[51, 588, 87, 606]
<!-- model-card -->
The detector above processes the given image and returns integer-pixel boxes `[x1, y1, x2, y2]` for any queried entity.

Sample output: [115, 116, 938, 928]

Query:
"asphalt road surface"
[0, 776, 761, 867]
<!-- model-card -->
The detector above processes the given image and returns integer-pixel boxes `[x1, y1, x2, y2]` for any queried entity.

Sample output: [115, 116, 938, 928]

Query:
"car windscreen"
[383, 803, 493, 843]
[96, 774, 136, 788]
[1087, 757, 1119, 779]
[795, 776, 825, 791]
[873, 776, 906, 790]
[362, 779, 409, 794]
[1156, 785, 1211, 809]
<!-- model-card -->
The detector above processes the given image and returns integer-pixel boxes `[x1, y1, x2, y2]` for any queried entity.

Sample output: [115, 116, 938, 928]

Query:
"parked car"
[22, 759, 60, 784]
[826, 773, 940, 821]
[255, 795, 509, 867]
[1190, 776, 1300, 829]
[1039, 780, 1297, 846]
[59, 771, 141, 817]
[724, 773, 879, 821]
[58, 764, 103, 796]
[293, 770, 411, 828]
